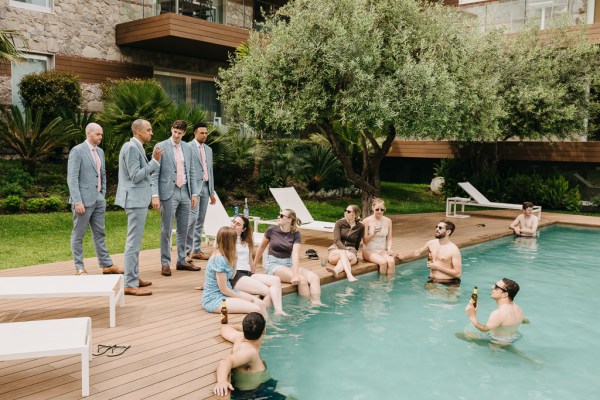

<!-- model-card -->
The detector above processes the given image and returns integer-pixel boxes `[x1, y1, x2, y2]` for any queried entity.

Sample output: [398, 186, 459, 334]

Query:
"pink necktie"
[92, 147, 101, 192]
[175, 144, 184, 188]
[199, 144, 209, 181]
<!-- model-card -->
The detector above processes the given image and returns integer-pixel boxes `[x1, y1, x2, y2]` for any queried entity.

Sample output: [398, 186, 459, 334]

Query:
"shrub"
[44, 196, 65, 211]
[18, 70, 82, 125]
[0, 160, 33, 196]
[26, 198, 43, 212]
[4, 195, 22, 212]
[541, 175, 581, 211]
[503, 173, 545, 205]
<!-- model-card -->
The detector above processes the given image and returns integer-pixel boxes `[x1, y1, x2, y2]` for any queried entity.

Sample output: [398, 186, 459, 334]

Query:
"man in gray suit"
[67, 122, 121, 275]
[186, 122, 216, 261]
[151, 120, 200, 277]
[115, 119, 163, 296]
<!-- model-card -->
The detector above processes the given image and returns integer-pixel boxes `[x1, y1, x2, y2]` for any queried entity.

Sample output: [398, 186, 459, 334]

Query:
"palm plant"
[0, 106, 79, 174]
[0, 29, 27, 63]
[303, 144, 343, 191]
[155, 102, 208, 142]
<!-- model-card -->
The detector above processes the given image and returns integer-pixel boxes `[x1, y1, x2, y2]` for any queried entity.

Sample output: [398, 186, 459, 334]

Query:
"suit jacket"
[115, 138, 160, 209]
[188, 139, 215, 196]
[67, 141, 106, 206]
[151, 139, 198, 201]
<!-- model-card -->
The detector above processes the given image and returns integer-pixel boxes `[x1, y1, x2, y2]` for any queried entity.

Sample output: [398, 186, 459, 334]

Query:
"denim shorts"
[264, 255, 292, 275]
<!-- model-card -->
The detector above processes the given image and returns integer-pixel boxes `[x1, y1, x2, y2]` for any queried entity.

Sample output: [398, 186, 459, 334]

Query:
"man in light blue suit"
[115, 119, 163, 296]
[186, 122, 216, 260]
[67, 122, 121, 275]
[151, 120, 200, 277]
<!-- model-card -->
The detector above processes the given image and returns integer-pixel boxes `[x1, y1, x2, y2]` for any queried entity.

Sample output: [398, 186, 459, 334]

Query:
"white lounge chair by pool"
[203, 192, 263, 245]
[446, 182, 542, 220]
[0, 275, 124, 328]
[0, 317, 92, 397]
[259, 187, 335, 232]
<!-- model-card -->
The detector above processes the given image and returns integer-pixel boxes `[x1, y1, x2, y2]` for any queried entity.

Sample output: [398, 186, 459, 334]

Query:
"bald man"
[67, 122, 121, 275]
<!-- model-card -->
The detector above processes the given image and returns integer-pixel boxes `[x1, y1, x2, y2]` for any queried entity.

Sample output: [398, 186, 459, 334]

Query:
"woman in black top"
[325, 204, 365, 282]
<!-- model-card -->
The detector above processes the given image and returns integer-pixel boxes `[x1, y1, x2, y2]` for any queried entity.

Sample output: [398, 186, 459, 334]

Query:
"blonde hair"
[371, 198, 385, 210]
[216, 227, 238, 268]
[283, 208, 302, 233]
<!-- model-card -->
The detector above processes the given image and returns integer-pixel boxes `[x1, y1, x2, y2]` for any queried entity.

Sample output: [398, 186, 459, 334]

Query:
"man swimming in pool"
[465, 278, 526, 345]
[509, 201, 539, 237]
[214, 312, 289, 399]
[408, 219, 462, 285]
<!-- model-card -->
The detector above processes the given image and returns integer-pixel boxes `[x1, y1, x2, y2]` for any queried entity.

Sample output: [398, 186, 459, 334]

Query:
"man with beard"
[411, 219, 462, 285]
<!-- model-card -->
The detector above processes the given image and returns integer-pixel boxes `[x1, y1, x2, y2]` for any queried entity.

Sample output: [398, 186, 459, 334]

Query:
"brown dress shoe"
[102, 265, 124, 274]
[190, 252, 209, 260]
[176, 262, 201, 271]
[139, 278, 152, 287]
[124, 287, 152, 296]
[162, 264, 172, 276]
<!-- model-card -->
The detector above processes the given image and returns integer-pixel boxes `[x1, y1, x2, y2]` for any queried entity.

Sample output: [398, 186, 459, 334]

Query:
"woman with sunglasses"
[203, 227, 268, 318]
[254, 209, 324, 306]
[362, 198, 396, 274]
[230, 215, 289, 316]
[324, 204, 365, 282]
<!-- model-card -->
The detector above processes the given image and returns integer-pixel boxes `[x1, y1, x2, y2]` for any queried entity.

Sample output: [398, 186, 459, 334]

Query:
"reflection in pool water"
[262, 225, 600, 399]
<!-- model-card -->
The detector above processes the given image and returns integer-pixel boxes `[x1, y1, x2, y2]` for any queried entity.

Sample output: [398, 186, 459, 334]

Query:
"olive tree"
[218, 0, 504, 212]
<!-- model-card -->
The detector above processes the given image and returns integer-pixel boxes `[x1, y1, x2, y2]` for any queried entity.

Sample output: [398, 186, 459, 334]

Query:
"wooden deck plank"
[1, 211, 599, 399]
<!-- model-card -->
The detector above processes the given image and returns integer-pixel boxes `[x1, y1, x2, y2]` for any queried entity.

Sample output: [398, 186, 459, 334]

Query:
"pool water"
[262, 225, 600, 399]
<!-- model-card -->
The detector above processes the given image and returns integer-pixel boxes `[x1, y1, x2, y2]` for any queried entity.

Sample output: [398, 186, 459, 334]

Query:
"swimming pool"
[262, 225, 600, 399]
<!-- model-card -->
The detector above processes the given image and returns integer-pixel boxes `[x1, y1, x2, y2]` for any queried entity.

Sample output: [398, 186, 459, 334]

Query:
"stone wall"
[226, 0, 253, 29]
[1, 0, 227, 109]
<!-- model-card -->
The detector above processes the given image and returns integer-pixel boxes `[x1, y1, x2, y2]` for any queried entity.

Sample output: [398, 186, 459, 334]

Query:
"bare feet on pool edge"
[274, 310, 290, 317]
[347, 275, 358, 282]
[326, 266, 339, 279]
[320, 257, 327, 268]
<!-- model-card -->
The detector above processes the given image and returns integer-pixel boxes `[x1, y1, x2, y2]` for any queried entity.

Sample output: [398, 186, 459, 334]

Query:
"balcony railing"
[459, 0, 593, 33]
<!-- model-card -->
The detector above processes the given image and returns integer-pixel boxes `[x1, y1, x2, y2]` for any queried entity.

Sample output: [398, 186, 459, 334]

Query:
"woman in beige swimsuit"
[362, 198, 396, 274]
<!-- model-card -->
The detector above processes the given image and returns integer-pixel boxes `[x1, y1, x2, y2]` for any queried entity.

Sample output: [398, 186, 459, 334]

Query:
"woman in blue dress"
[203, 227, 267, 318]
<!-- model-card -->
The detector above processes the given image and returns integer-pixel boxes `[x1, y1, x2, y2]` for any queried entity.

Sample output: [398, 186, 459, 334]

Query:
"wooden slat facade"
[115, 13, 249, 60]
[55, 56, 153, 84]
[0, 211, 598, 399]
[387, 140, 600, 163]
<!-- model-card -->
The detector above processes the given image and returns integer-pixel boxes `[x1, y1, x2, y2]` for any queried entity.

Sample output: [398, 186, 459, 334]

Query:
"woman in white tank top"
[362, 198, 396, 274]
[230, 215, 288, 316]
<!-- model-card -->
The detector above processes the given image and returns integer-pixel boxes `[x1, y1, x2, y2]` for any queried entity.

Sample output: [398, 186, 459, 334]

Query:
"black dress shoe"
[162, 264, 172, 276]
[176, 262, 201, 271]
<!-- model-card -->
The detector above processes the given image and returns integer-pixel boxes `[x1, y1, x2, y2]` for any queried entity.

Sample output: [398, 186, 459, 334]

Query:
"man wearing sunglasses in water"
[404, 219, 462, 286]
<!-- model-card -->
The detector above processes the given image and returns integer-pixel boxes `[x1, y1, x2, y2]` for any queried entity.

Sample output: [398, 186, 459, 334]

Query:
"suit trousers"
[186, 182, 209, 255]
[160, 185, 191, 266]
[70, 192, 112, 271]
[124, 207, 149, 288]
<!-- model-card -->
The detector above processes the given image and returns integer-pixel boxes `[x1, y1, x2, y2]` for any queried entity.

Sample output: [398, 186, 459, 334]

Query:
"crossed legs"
[326, 249, 358, 282]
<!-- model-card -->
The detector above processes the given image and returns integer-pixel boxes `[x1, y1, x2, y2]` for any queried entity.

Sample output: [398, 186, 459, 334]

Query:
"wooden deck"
[1, 211, 599, 399]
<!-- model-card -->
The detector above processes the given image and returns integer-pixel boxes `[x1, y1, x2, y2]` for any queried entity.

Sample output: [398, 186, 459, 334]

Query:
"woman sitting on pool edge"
[362, 198, 396, 274]
[202, 226, 267, 318]
[253, 209, 324, 306]
[324, 204, 365, 282]
[230, 215, 289, 316]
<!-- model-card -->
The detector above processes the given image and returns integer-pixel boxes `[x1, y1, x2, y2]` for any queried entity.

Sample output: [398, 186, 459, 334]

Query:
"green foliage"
[0, 161, 33, 197]
[303, 144, 343, 191]
[0, 29, 27, 63]
[503, 173, 545, 205]
[212, 126, 257, 188]
[0, 106, 79, 173]
[154, 102, 208, 142]
[98, 78, 173, 146]
[4, 195, 22, 212]
[541, 175, 581, 212]
[25, 198, 43, 212]
[25, 196, 65, 213]
[433, 158, 473, 198]
[18, 70, 82, 126]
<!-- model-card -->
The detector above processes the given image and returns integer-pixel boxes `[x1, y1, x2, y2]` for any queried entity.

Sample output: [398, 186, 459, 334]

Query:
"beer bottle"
[471, 286, 478, 308]
[427, 252, 433, 264]
[220, 299, 228, 324]
[243, 197, 249, 218]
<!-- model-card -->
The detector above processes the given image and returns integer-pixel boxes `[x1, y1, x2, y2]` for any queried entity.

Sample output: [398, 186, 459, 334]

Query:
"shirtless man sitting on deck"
[408, 219, 462, 285]
[509, 202, 539, 237]
[465, 278, 526, 345]
[214, 312, 288, 399]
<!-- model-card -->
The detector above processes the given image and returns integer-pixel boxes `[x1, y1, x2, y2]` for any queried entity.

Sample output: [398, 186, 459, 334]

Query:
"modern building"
[0, 0, 285, 123]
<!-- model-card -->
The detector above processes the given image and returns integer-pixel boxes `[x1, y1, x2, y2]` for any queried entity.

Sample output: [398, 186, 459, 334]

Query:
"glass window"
[11, 55, 50, 110]
[155, 74, 187, 104]
[10, 0, 53, 12]
[155, 71, 221, 121]
[191, 79, 221, 120]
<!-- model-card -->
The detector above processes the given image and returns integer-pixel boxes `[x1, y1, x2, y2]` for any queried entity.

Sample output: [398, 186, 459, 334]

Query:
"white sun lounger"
[446, 182, 542, 220]
[0, 275, 124, 328]
[203, 192, 263, 245]
[0, 317, 92, 397]
[258, 187, 335, 232]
